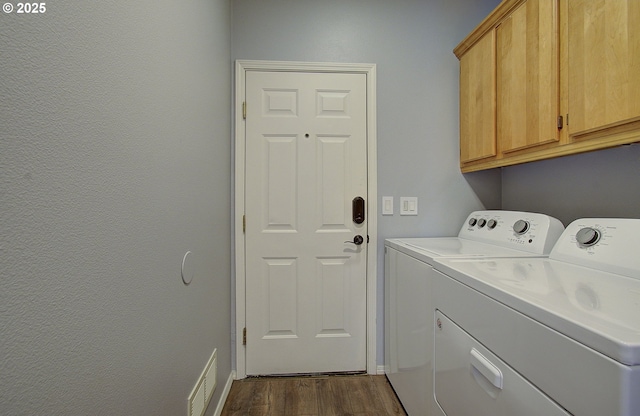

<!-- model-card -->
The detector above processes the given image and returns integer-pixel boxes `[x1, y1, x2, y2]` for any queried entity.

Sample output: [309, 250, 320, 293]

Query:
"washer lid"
[434, 257, 640, 366]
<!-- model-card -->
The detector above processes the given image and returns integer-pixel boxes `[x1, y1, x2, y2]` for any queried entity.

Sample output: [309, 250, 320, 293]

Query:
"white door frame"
[234, 60, 377, 379]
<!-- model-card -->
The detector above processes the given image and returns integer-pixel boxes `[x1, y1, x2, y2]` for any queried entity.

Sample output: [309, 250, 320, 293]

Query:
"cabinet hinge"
[243, 327, 247, 345]
[566, 113, 569, 126]
[243, 215, 246, 233]
[557, 115, 563, 130]
[242, 102, 246, 120]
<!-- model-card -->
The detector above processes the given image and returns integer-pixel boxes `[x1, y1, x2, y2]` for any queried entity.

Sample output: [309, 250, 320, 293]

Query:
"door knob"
[345, 235, 364, 245]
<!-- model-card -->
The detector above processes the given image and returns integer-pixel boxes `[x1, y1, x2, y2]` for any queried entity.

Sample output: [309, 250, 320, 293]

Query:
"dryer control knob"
[576, 227, 601, 247]
[477, 219, 487, 228]
[513, 220, 530, 235]
[487, 219, 497, 229]
[468, 218, 477, 226]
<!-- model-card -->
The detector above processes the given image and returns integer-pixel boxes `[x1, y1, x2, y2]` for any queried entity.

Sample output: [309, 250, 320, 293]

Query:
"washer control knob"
[487, 219, 498, 229]
[513, 220, 530, 235]
[477, 219, 487, 228]
[468, 218, 477, 226]
[576, 227, 601, 247]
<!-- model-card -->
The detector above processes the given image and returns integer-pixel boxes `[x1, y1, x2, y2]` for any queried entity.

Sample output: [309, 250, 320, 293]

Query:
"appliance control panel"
[550, 218, 640, 279]
[458, 210, 565, 255]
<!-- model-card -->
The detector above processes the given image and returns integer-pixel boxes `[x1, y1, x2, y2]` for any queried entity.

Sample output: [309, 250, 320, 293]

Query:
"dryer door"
[434, 311, 569, 416]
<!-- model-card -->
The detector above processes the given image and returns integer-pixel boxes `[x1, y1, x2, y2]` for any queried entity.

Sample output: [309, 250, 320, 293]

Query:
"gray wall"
[501, 144, 640, 226]
[0, 1, 232, 415]
[232, 0, 503, 366]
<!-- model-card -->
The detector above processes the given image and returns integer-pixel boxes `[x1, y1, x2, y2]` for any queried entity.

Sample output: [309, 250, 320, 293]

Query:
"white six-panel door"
[244, 70, 368, 375]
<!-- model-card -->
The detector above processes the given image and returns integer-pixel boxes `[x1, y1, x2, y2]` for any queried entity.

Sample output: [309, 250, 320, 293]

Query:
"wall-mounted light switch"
[382, 196, 394, 215]
[400, 197, 418, 216]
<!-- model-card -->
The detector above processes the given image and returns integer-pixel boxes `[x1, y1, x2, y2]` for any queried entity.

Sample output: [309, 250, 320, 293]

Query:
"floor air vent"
[187, 349, 217, 416]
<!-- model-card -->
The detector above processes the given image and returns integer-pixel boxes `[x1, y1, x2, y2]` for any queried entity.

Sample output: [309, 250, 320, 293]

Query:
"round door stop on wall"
[181, 251, 194, 285]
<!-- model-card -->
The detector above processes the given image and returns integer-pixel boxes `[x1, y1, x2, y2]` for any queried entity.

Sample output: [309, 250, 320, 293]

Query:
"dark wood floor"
[220, 374, 407, 416]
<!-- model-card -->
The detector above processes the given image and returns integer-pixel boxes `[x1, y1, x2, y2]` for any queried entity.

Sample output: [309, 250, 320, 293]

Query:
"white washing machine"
[384, 210, 564, 415]
[432, 218, 640, 416]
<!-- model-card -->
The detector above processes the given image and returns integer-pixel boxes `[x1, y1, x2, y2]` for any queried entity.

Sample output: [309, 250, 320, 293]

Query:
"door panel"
[244, 71, 367, 375]
[262, 135, 297, 231]
[317, 136, 349, 230]
[261, 257, 297, 339]
[316, 256, 351, 336]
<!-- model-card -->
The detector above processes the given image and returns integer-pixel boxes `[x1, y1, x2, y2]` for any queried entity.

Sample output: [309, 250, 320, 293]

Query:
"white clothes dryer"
[432, 218, 640, 416]
[384, 210, 564, 415]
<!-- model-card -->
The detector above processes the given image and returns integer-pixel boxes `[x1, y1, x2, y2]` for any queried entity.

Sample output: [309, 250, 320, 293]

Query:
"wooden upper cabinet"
[567, 0, 640, 137]
[497, 0, 560, 153]
[459, 31, 496, 164]
[455, 0, 640, 172]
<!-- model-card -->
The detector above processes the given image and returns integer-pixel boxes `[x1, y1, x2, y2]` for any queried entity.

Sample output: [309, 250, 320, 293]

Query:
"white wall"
[502, 144, 640, 226]
[0, 1, 232, 415]
[232, 0, 502, 366]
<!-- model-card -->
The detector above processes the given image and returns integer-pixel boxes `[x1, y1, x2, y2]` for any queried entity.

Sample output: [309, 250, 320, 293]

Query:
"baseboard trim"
[212, 371, 235, 416]
[377, 365, 386, 375]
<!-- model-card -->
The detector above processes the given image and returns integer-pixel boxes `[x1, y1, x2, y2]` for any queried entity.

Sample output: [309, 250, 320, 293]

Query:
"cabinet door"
[460, 31, 496, 164]
[568, 0, 640, 136]
[497, 0, 560, 153]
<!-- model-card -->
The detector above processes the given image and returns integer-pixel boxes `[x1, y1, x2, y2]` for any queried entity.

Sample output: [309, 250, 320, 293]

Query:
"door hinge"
[242, 327, 247, 345]
[557, 115, 563, 130]
[242, 102, 246, 120]
[243, 215, 246, 233]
